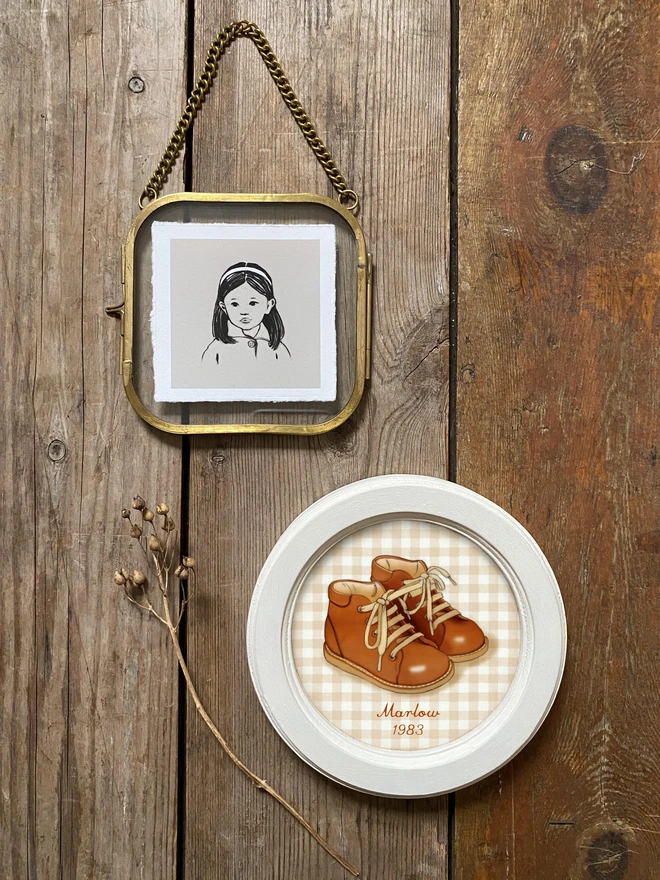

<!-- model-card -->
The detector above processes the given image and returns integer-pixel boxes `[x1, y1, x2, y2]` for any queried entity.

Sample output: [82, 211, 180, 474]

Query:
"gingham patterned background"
[291, 519, 521, 750]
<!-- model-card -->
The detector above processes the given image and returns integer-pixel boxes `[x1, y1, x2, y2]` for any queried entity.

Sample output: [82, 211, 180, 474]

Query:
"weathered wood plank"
[186, 3, 450, 877]
[0, 1, 186, 877]
[456, 2, 660, 877]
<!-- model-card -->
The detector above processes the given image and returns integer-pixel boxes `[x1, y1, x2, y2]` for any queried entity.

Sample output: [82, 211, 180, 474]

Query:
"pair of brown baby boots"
[323, 556, 488, 693]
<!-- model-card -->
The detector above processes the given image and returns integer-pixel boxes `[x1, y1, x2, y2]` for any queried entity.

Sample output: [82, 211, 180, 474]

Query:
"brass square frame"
[109, 192, 372, 435]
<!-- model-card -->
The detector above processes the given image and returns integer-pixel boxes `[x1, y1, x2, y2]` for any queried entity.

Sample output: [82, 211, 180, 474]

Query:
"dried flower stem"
[118, 503, 358, 877]
[157, 581, 358, 875]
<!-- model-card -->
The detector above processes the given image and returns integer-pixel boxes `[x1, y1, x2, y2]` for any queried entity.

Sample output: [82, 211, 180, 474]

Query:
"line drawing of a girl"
[201, 261, 291, 365]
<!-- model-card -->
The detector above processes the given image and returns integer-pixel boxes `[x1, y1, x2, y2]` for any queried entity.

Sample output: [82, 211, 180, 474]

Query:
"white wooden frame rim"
[247, 474, 567, 798]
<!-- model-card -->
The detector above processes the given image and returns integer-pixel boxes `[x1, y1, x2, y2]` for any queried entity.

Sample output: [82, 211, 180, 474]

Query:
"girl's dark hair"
[212, 261, 285, 349]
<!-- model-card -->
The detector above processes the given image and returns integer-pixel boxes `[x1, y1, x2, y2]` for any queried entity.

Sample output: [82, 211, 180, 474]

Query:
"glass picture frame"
[109, 192, 371, 434]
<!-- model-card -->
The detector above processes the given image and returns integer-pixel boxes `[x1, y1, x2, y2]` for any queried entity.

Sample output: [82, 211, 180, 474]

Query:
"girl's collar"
[227, 323, 269, 342]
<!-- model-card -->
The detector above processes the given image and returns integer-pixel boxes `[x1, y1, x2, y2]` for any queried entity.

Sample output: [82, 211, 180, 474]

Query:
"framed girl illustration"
[151, 222, 337, 403]
[202, 262, 291, 366]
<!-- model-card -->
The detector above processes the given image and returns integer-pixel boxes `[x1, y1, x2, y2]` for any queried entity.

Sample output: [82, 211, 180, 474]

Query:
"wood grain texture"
[185, 2, 450, 877]
[0, 1, 186, 877]
[456, 1, 660, 878]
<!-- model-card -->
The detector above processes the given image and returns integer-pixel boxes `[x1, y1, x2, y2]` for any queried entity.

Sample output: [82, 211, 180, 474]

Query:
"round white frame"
[247, 475, 566, 798]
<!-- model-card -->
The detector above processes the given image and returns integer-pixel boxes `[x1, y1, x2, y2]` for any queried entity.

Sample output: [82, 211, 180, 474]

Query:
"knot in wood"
[461, 364, 476, 384]
[585, 830, 630, 880]
[545, 125, 608, 214]
[47, 439, 67, 462]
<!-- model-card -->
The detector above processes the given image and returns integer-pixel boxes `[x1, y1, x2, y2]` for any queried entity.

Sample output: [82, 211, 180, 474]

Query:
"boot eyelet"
[357, 605, 364, 612]
[389, 652, 395, 661]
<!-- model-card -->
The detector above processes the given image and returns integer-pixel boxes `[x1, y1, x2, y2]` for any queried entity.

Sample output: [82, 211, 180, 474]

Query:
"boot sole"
[323, 644, 455, 693]
[447, 637, 489, 663]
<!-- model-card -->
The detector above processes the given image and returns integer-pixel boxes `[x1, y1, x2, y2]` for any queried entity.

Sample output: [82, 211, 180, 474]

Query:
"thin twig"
[117, 501, 359, 878]
[124, 584, 168, 625]
[149, 551, 358, 876]
[124, 590, 149, 613]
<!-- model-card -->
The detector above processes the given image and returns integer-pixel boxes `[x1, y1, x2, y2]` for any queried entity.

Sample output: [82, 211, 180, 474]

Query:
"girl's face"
[221, 283, 274, 332]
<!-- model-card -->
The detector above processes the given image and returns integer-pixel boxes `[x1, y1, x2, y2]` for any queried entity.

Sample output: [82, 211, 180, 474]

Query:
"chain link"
[139, 21, 359, 212]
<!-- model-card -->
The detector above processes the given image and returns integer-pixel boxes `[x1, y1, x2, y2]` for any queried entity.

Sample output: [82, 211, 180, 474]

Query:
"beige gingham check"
[291, 519, 520, 751]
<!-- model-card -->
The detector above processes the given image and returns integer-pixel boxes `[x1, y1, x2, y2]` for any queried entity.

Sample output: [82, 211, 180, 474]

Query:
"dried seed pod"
[142, 508, 155, 522]
[148, 535, 162, 552]
[121, 567, 131, 581]
[178, 567, 190, 580]
[162, 516, 176, 532]
[156, 503, 170, 515]
[121, 508, 131, 519]
[114, 570, 126, 585]
[132, 570, 147, 586]
[130, 523, 143, 539]
[174, 564, 184, 577]
[132, 495, 146, 510]
[182, 556, 195, 568]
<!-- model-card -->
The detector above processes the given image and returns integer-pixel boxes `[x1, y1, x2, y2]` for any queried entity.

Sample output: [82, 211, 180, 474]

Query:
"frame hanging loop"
[139, 21, 360, 214]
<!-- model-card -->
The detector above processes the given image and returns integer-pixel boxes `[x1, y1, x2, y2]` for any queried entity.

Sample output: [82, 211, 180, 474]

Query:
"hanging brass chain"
[139, 20, 359, 212]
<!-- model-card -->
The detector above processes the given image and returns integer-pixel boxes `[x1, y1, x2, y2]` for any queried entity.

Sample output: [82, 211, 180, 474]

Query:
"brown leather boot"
[323, 579, 454, 693]
[371, 556, 488, 662]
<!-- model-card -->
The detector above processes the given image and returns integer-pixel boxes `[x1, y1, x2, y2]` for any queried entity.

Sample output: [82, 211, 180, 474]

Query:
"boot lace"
[401, 566, 461, 635]
[358, 583, 427, 671]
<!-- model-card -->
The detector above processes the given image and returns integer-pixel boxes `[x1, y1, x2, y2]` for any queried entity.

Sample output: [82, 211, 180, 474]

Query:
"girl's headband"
[220, 265, 272, 285]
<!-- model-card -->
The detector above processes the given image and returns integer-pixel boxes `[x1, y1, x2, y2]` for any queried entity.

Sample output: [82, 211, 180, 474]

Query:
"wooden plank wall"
[4, 1, 660, 879]
[456, 1, 660, 878]
[186, 2, 450, 878]
[1, 0, 186, 877]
